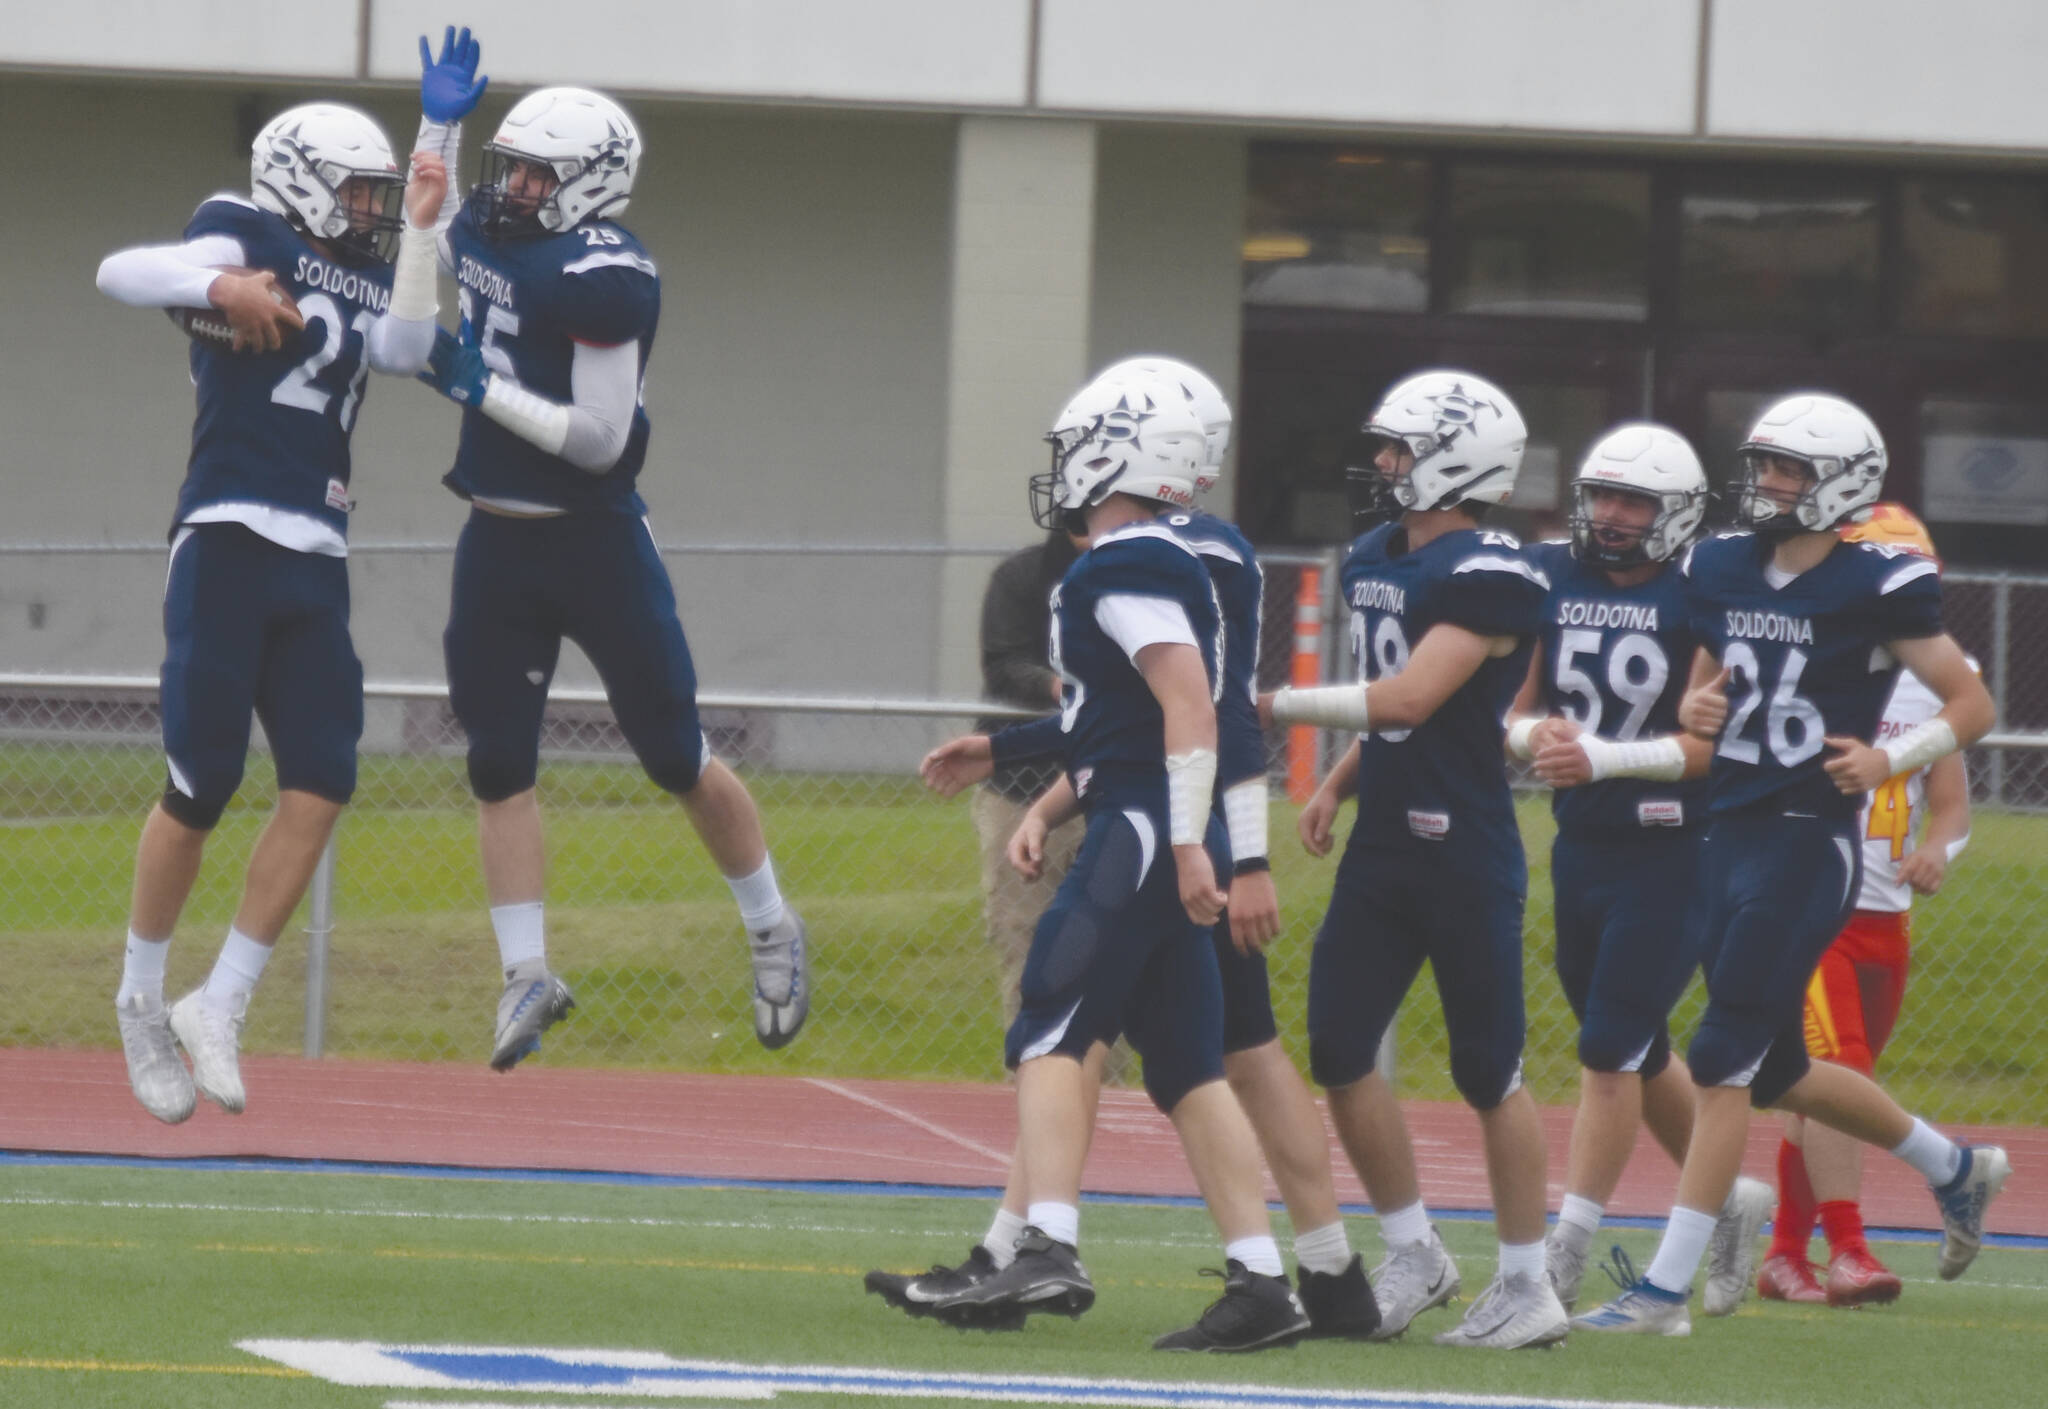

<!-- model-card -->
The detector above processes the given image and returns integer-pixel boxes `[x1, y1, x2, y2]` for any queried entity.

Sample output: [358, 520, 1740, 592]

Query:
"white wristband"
[1882, 718, 1959, 777]
[1165, 748, 1218, 847]
[1578, 733, 1688, 782]
[480, 376, 573, 457]
[1221, 777, 1269, 862]
[1271, 684, 1371, 733]
[389, 224, 440, 321]
[1505, 717, 1540, 761]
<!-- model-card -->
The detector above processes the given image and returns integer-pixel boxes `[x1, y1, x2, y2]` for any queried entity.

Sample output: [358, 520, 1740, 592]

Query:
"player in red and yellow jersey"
[1759, 504, 1974, 1308]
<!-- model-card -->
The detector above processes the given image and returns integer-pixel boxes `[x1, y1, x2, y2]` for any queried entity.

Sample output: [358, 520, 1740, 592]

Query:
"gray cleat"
[1545, 1228, 1589, 1312]
[1432, 1270, 1570, 1349]
[116, 991, 195, 1124]
[1704, 1175, 1774, 1316]
[1934, 1144, 2012, 1280]
[491, 960, 576, 1071]
[749, 907, 810, 1050]
[168, 988, 246, 1115]
[1366, 1226, 1461, 1340]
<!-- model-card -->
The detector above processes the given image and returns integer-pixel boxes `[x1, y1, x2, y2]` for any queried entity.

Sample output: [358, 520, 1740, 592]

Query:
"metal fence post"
[1991, 576, 2012, 806]
[303, 835, 337, 1059]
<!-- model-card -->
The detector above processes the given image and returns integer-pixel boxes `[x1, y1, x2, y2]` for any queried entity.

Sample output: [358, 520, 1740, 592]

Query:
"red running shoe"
[1826, 1246, 1903, 1308]
[1756, 1252, 1827, 1304]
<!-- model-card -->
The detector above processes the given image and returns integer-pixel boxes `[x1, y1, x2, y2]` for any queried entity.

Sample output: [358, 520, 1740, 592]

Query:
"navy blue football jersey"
[172, 195, 393, 538]
[1527, 540, 1707, 834]
[441, 199, 658, 513]
[1050, 522, 1223, 814]
[1685, 532, 1943, 820]
[1341, 523, 1547, 869]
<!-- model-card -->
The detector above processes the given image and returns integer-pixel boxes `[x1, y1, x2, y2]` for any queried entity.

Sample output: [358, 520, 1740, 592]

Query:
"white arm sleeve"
[1093, 594, 1199, 664]
[95, 235, 247, 308]
[413, 118, 464, 233]
[365, 309, 438, 376]
[476, 339, 640, 471]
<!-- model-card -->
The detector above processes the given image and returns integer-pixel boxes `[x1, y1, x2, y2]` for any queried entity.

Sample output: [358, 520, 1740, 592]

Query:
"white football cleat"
[168, 989, 247, 1115]
[1432, 1271, 1569, 1349]
[116, 991, 195, 1124]
[491, 961, 576, 1071]
[1934, 1144, 2011, 1280]
[1366, 1226, 1461, 1340]
[1704, 1176, 1774, 1316]
[749, 907, 810, 1049]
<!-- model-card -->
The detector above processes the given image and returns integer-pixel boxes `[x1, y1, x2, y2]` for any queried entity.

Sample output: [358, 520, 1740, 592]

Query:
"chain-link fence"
[3, 555, 2046, 1125]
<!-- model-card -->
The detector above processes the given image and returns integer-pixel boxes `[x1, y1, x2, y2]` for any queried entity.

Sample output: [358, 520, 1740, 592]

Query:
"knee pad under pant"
[1577, 1009, 1673, 1078]
[465, 740, 540, 804]
[160, 777, 231, 831]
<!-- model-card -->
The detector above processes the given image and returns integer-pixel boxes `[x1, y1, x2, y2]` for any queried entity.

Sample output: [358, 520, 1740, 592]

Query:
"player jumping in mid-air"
[1269, 370, 1569, 1349]
[1575, 394, 2008, 1336]
[96, 53, 458, 1121]
[396, 48, 810, 1069]
[1508, 424, 1773, 1317]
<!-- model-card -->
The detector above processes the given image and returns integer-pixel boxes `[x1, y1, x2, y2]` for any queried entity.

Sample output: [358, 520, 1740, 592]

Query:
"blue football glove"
[419, 326, 492, 405]
[419, 25, 488, 124]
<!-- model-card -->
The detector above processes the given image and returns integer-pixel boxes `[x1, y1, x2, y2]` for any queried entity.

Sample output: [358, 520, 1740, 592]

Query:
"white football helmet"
[1031, 381, 1206, 530]
[478, 87, 641, 235]
[1091, 356, 1233, 491]
[1570, 423, 1708, 566]
[249, 103, 403, 264]
[1736, 393, 1888, 536]
[1357, 370, 1527, 516]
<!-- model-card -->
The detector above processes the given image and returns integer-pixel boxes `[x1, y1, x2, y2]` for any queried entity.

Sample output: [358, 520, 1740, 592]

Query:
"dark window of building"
[1444, 165, 1649, 321]
[1902, 178, 2048, 338]
[1679, 176, 1881, 333]
[1242, 147, 1430, 313]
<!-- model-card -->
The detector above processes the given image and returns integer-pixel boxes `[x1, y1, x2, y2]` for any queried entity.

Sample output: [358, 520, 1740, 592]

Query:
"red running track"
[2, 1049, 2040, 1236]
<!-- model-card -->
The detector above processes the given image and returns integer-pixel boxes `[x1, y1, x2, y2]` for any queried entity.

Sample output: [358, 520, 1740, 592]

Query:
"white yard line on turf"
[801, 1078, 1013, 1170]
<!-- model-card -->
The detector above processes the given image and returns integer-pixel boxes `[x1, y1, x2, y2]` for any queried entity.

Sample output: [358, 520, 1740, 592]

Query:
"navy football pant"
[1551, 828, 1705, 1078]
[1007, 806, 1226, 1115]
[1686, 807, 1863, 1107]
[1308, 839, 1528, 1109]
[445, 510, 705, 802]
[160, 523, 361, 827]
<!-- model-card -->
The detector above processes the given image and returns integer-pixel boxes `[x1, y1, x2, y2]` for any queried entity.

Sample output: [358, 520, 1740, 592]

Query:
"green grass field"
[5, 741, 2047, 1120]
[3, 1160, 2042, 1409]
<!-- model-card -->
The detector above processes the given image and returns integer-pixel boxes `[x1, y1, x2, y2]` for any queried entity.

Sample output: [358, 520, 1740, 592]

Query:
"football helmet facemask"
[1031, 382, 1206, 532]
[1351, 370, 1528, 524]
[250, 103, 404, 265]
[1090, 356, 1233, 492]
[477, 86, 641, 237]
[1736, 393, 1888, 537]
[1569, 423, 1708, 567]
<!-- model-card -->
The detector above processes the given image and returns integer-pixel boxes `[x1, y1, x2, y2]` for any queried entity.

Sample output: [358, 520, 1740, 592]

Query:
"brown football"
[165, 267, 297, 348]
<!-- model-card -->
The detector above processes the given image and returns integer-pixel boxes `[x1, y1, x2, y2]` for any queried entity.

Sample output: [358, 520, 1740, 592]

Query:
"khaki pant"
[971, 786, 1083, 1024]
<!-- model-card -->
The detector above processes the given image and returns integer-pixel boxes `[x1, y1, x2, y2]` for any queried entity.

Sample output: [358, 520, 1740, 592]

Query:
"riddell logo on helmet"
[1155, 485, 1194, 507]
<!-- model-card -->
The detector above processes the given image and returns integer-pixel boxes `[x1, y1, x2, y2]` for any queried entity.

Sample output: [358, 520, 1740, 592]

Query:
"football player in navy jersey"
[893, 392, 1308, 1351]
[1575, 394, 2007, 1336]
[1268, 370, 1569, 1349]
[1506, 425, 1772, 1315]
[94, 75, 464, 1123]
[877, 361, 1375, 1344]
[400, 77, 810, 1070]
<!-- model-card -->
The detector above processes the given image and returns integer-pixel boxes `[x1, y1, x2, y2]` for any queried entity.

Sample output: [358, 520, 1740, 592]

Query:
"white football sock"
[983, 1206, 1027, 1269]
[490, 901, 546, 971]
[1892, 1117, 1963, 1186]
[1292, 1219, 1354, 1276]
[1026, 1201, 1080, 1248]
[1226, 1235, 1284, 1278]
[1379, 1199, 1432, 1249]
[727, 855, 787, 933]
[1498, 1237, 1545, 1282]
[1644, 1205, 1718, 1295]
[1555, 1193, 1603, 1253]
[117, 931, 171, 1005]
[201, 927, 270, 1013]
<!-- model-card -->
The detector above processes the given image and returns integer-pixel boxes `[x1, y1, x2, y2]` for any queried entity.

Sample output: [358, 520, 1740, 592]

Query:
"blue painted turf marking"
[6, 1150, 2043, 1252]
[240, 1338, 1742, 1409]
